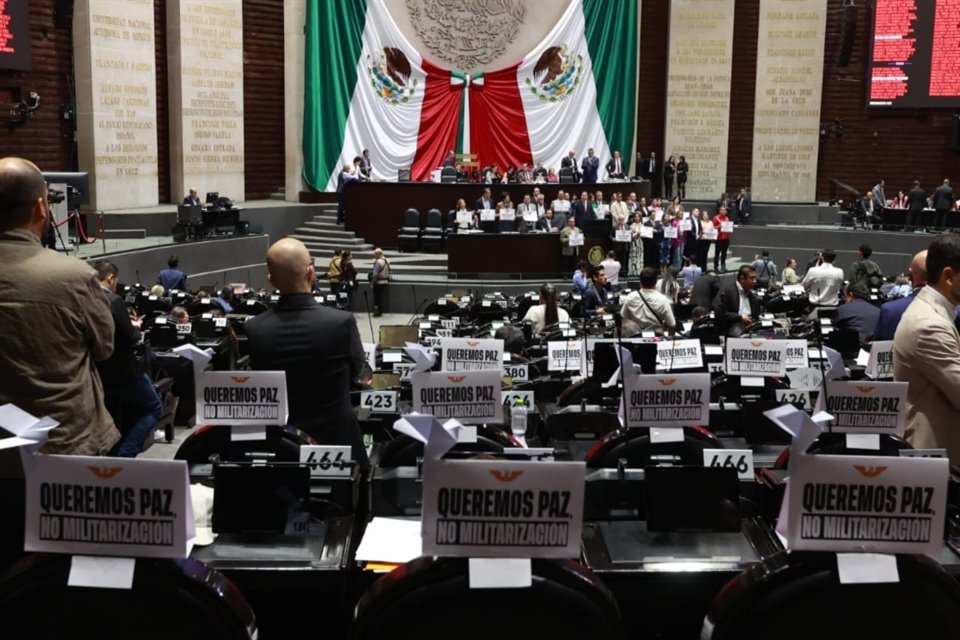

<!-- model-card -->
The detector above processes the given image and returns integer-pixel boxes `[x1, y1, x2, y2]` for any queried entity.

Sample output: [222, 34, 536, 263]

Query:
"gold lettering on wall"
[663, 0, 736, 200]
[750, 0, 827, 202]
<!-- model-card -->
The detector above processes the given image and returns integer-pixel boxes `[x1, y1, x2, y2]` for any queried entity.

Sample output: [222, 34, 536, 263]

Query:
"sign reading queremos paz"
[196, 371, 288, 425]
[819, 380, 908, 436]
[725, 337, 786, 377]
[412, 370, 502, 423]
[421, 459, 586, 558]
[622, 373, 711, 428]
[786, 451, 948, 554]
[656, 338, 703, 370]
[439, 338, 504, 372]
[24, 455, 193, 558]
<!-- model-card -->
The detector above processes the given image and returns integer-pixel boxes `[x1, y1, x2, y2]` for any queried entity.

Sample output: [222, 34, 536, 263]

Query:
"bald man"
[0, 157, 119, 455]
[874, 249, 928, 341]
[244, 238, 369, 466]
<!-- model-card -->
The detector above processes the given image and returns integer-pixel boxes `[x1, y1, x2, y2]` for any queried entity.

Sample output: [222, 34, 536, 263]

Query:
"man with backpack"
[750, 250, 778, 290]
[849, 244, 883, 291]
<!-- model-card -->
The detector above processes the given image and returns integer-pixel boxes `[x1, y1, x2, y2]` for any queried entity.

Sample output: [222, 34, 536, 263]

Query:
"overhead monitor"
[42, 172, 90, 209]
[868, 0, 960, 107]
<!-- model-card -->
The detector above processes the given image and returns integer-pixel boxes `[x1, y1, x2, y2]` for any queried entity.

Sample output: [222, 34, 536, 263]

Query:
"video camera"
[47, 188, 65, 204]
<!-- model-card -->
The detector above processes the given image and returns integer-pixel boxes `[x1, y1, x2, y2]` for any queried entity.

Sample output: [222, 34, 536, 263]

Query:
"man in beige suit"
[894, 233, 960, 464]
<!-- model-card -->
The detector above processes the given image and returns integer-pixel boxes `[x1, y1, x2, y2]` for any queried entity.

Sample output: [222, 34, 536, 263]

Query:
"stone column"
[73, 0, 159, 210]
[167, 1, 244, 204]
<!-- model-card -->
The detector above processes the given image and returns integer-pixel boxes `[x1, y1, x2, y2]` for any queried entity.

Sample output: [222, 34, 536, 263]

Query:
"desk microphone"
[362, 290, 375, 345]
[135, 269, 141, 286]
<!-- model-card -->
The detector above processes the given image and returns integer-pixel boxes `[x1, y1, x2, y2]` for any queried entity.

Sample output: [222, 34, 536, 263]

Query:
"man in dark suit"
[245, 238, 369, 466]
[532, 161, 547, 180]
[690, 270, 720, 309]
[933, 178, 955, 230]
[537, 209, 560, 232]
[874, 250, 926, 340]
[905, 180, 927, 232]
[570, 190, 591, 229]
[835, 282, 880, 344]
[605, 150, 625, 179]
[736, 188, 752, 224]
[639, 152, 658, 197]
[360, 148, 373, 177]
[712, 265, 760, 337]
[474, 187, 495, 212]
[560, 149, 580, 182]
[443, 150, 456, 168]
[94, 259, 162, 457]
[580, 148, 600, 183]
[182, 187, 202, 206]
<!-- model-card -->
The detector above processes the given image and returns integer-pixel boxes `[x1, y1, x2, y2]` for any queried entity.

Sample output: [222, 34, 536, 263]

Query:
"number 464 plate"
[702, 448, 755, 481]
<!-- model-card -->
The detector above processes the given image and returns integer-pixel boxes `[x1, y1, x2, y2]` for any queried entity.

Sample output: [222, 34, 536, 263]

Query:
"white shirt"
[553, 199, 571, 213]
[621, 289, 676, 333]
[600, 258, 621, 286]
[736, 281, 752, 317]
[522, 304, 570, 334]
[802, 263, 845, 306]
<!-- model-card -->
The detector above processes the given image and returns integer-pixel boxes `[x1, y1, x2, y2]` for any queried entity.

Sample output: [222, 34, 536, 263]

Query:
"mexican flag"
[302, 0, 638, 191]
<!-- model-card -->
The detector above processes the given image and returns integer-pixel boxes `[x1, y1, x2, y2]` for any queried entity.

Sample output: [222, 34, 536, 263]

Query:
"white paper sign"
[703, 448, 754, 480]
[786, 450, 948, 555]
[411, 370, 503, 423]
[656, 339, 703, 371]
[440, 338, 504, 372]
[663, 226, 678, 239]
[679, 220, 692, 232]
[196, 371, 288, 426]
[820, 380, 908, 436]
[720, 221, 734, 233]
[499, 209, 516, 221]
[362, 342, 377, 372]
[421, 459, 586, 558]
[702, 227, 718, 241]
[866, 340, 894, 380]
[361, 390, 398, 414]
[788, 367, 824, 391]
[782, 339, 809, 369]
[622, 373, 711, 428]
[639, 226, 654, 239]
[522, 210, 539, 222]
[480, 209, 496, 221]
[615, 229, 632, 243]
[24, 455, 193, 558]
[300, 445, 352, 477]
[456, 210, 472, 224]
[725, 338, 787, 377]
[547, 340, 584, 372]
[568, 233, 584, 247]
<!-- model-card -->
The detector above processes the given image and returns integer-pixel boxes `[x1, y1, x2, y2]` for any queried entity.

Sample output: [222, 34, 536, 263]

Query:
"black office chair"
[559, 167, 575, 184]
[544, 409, 621, 442]
[377, 426, 518, 467]
[422, 300, 459, 318]
[397, 208, 422, 253]
[188, 298, 221, 316]
[440, 166, 457, 183]
[772, 432, 912, 469]
[0, 554, 257, 639]
[421, 208, 445, 252]
[174, 424, 313, 465]
[239, 298, 269, 316]
[354, 556, 625, 640]
[703, 551, 960, 639]
[585, 425, 724, 468]
[136, 295, 171, 318]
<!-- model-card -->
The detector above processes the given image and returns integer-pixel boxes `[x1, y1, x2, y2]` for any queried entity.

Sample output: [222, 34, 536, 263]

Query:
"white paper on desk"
[740, 376, 765, 388]
[230, 425, 266, 441]
[469, 558, 532, 588]
[836, 553, 899, 584]
[68, 556, 136, 590]
[650, 427, 685, 443]
[172, 343, 214, 375]
[355, 517, 423, 564]
[403, 341, 437, 373]
[845, 433, 881, 450]
[855, 349, 870, 367]
[823, 346, 845, 380]
[0, 404, 58, 450]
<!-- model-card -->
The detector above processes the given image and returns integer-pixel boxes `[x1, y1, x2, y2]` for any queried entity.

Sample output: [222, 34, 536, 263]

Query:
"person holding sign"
[560, 217, 583, 275]
[610, 215, 631, 273]
[0, 157, 119, 455]
[712, 265, 760, 337]
[711, 206, 732, 273]
[453, 198, 475, 231]
[245, 238, 369, 467]
[894, 233, 960, 464]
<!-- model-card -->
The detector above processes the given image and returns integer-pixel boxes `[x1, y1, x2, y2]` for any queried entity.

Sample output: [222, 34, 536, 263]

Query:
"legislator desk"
[877, 207, 958, 230]
[446, 228, 612, 275]
[343, 180, 650, 250]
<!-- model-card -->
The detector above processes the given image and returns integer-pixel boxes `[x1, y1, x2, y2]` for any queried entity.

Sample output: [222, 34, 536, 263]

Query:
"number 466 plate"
[702, 449, 755, 480]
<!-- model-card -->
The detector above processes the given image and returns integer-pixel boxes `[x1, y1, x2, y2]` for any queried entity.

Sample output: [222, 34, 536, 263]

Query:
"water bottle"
[510, 405, 527, 447]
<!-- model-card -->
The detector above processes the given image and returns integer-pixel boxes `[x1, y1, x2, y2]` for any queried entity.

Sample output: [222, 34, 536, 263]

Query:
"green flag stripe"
[582, 0, 638, 163]
[455, 89, 465, 155]
[302, 0, 368, 191]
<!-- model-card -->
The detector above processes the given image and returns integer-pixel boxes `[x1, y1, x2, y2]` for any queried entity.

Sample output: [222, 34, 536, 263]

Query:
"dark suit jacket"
[835, 297, 881, 344]
[474, 197, 494, 211]
[712, 279, 760, 337]
[537, 215, 559, 232]
[934, 185, 955, 210]
[605, 157, 625, 178]
[581, 156, 599, 183]
[571, 199, 591, 228]
[581, 284, 608, 317]
[874, 290, 917, 341]
[907, 188, 927, 210]
[183, 196, 201, 206]
[96, 288, 142, 387]
[245, 294, 368, 466]
[690, 273, 720, 309]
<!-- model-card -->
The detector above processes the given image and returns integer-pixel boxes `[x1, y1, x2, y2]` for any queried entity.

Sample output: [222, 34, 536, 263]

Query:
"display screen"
[0, 0, 32, 72]
[868, 0, 960, 108]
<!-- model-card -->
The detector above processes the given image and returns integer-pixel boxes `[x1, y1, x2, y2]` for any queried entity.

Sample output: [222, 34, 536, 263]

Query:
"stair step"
[294, 226, 358, 238]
